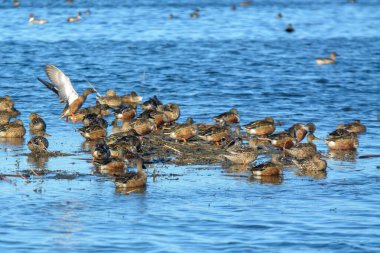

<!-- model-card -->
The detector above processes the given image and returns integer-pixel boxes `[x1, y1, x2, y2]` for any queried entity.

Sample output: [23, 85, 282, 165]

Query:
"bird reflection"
[328, 150, 357, 162]
[27, 153, 49, 169]
[249, 175, 283, 185]
[0, 137, 24, 147]
[115, 186, 146, 195]
[295, 169, 327, 180]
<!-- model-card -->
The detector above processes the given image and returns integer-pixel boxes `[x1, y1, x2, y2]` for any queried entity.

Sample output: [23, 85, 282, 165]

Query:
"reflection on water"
[27, 154, 49, 169]
[328, 150, 357, 162]
[249, 175, 283, 185]
[222, 163, 251, 173]
[0, 138, 24, 147]
[295, 169, 327, 180]
[115, 186, 146, 195]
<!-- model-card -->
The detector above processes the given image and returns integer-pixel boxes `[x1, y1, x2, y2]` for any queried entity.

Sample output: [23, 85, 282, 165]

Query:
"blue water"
[1, 0, 380, 252]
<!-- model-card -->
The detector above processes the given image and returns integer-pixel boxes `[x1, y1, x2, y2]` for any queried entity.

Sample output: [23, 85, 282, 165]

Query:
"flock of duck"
[0, 64, 366, 189]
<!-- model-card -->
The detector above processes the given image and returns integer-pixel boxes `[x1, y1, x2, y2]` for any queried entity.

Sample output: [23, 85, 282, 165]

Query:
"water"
[1, 0, 380, 252]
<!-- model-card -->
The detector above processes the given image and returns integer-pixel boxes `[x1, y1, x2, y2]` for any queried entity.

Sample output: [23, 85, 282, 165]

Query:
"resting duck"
[27, 136, 49, 153]
[67, 12, 81, 23]
[121, 92, 143, 105]
[285, 133, 320, 159]
[288, 122, 315, 143]
[198, 124, 231, 145]
[0, 111, 12, 124]
[0, 120, 26, 138]
[121, 118, 155, 136]
[169, 117, 198, 142]
[157, 103, 180, 124]
[92, 139, 111, 161]
[223, 138, 259, 166]
[285, 23, 294, 33]
[37, 64, 96, 122]
[113, 106, 136, 121]
[115, 158, 147, 189]
[28, 14, 47, 25]
[291, 153, 327, 171]
[315, 52, 338, 65]
[336, 120, 366, 134]
[244, 117, 275, 137]
[137, 109, 169, 130]
[325, 129, 358, 150]
[78, 124, 107, 140]
[82, 113, 108, 128]
[251, 154, 283, 176]
[97, 90, 123, 108]
[213, 108, 239, 125]
[29, 113, 47, 134]
[141, 96, 162, 111]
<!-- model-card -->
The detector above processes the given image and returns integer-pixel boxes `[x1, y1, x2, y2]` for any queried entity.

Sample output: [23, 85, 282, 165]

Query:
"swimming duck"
[157, 103, 180, 124]
[67, 12, 81, 23]
[27, 136, 49, 153]
[190, 9, 199, 18]
[121, 118, 155, 136]
[29, 113, 47, 134]
[92, 139, 110, 161]
[97, 90, 123, 108]
[13, 0, 21, 7]
[239, 1, 252, 6]
[244, 117, 275, 137]
[198, 124, 231, 145]
[315, 52, 338, 65]
[169, 117, 198, 142]
[285, 24, 294, 33]
[325, 130, 358, 150]
[114, 106, 136, 121]
[0, 119, 26, 138]
[251, 154, 283, 176]
[37, 64, 96, 122]
[291, 153, 327, 171]
[223, 138, 258, 166]
[115, 158, 147, 189]
[121, 92, 143, 105]
[213, 108, 240, 125]
[141, 96, 162, 111]
[336, 120, 366, 133]
[28, 14, 48, 25]
[285, 133, 320, 159]
[78, 124, 107, 140]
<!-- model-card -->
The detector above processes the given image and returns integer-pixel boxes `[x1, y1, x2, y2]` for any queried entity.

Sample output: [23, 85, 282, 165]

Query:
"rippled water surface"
[1, 0, 380, 252]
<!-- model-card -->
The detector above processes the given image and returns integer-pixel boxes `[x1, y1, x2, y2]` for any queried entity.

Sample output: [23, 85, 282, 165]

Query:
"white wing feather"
[45, 64, 79, 105]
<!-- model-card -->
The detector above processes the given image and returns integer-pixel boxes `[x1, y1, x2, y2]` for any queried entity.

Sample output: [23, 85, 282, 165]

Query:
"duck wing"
[44, 64, 79, 105]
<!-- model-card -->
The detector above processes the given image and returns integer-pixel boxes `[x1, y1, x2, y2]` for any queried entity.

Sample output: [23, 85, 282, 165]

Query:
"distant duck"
[277, 13, 283, 19]
[85, 9, 91, 16]
[13, 0, 21, 7]
[285, 23, 295, 33]
[115, 158, 147, 189]
[67, 12, 81, 23]
[230, 5, 237, 11]
[190, 9, 200, 19]
[168, 14, 179, 19]
[66, 0, 74, 3]
[315, 52, 338, 65]
[239, 1, 252, 6]
[28, 14, 47, 25]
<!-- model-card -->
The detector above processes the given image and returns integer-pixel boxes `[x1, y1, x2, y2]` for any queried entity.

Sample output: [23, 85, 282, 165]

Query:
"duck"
[28, 14, 48, 25]
[277, 13, 283, 19]
[85, 9, 91, 16]
[198, 124, 231, 145]
[29, 113, 47, 134]
[213, 108, 239, 125]
[67, 12, 81, 23]
[113, 106, 136, 121]
[0, 95, 15, 111]
[190, 9, 199, 19]
[157, 103, 180, 124]
[137, 109, 169, 130]
[92, 139, 110, 161]
[121, 118, 155, 136]
[78, 124, 107, 140]
[244, 117, 275, 137]
[27, 136, 49, 153]
[106, 129, 139, 145]
[251, 154, 283, 176]
[325, 130, 358, 150]
[223, 138, 258, 166]
[169, 117, 198, 142]
[315, 52, 338, 65]
[96, 90, 123, 108]
[0, 120, 26, 138]
[72, 102, 110, 122]
[13, 0, 21, 7]
[141, 96, 162, 111]
[285, 23, 295, 33]
[82, 113, 108, 128]
[264, 130, 296, 150]
[115, 158, 147, 189]
[37, 64, 96, 122]
[291, 153, 327, 171]
[336, 120, 366, 133]
[288, 122, 315, 143]
[121, 92, 143, 105]
[168, 14, 179, 19]
[285, 133, 320, 159]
